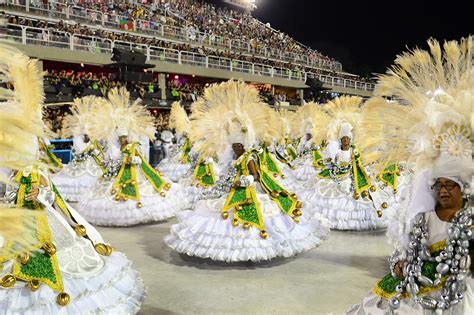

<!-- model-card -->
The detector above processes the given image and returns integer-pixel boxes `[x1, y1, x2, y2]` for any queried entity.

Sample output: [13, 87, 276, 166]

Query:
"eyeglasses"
[431, 182, 459, 191]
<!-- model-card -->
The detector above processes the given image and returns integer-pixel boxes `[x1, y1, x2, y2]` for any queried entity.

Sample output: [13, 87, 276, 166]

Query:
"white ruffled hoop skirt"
[53, 158, 103, 202]
[285, 160, 317, 183]
[165, 187, 330, 262]
[293, 173, 388, 231]
[0, 201, 145, 314]
[156, 156, 192, 183]
[0, 252, 144, 315]
[77, 171, 195, 226]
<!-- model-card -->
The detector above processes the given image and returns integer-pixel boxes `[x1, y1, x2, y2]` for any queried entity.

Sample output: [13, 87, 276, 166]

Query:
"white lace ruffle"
[53, 173, 99, 202]
[77, 180, 195, 226]
[299, 187, 387, 230]
[165, 200, 330, 262]
[0, 252, 145, 315]
[156, 153, 192, 183]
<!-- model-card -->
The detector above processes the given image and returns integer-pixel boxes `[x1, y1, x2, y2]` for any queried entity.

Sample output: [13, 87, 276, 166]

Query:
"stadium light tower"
[222, 0, 257, 12]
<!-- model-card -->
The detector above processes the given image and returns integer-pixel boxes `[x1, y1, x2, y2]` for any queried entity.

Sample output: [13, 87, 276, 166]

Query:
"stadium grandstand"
[0, 0, 375, 115]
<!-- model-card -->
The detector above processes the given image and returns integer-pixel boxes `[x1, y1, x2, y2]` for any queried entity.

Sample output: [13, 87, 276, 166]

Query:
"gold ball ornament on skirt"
[260, 230, 268, 239]
[292, 209, 302, 217]
[370, 185, 376, 192]
[243, 222, 251, 230]
[232, 218, 239, 227]
[74, 225, 87, 237]
[382, 202, 389, 209]
[94, 243, 113, 256]
[18, 252, 31, 265]
[361, 190, 369, 198]
[1, 274, 16, 288]
[377, 210, 383, 218]
[56, 292, 71, 306]
[42, 243, 56, 256]
[29, 279, 40, 291]
[221, 211, 229, 220]
[137, 202, 143, 208]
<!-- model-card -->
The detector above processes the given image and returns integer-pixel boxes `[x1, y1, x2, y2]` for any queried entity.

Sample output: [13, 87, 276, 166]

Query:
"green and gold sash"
[0, 167, 64, 292]
[378, 163, 399, 191]
[113, 143, 169, 202]
[179, 138, 192, 164]
[373, 241, 448, 300]
[221, 149, 302, 237]
[193, 158, 216, 187]
[258, 145, 282, 178]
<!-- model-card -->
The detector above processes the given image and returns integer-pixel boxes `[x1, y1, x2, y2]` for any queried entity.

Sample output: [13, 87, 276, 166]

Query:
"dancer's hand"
[394, 260, 405, 279]
[25, 188, 39, 201]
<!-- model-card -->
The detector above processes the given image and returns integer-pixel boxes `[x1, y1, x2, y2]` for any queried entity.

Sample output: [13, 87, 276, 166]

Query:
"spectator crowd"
[2, 0, 346, 75]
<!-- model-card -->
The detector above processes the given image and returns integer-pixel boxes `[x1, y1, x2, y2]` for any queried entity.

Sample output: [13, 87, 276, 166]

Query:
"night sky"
[249, 0, 472, 77]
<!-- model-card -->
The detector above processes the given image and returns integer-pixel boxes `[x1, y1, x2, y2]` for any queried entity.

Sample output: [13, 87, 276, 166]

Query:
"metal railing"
[5, 23, 375, 90]
[0, 0, 343, 72]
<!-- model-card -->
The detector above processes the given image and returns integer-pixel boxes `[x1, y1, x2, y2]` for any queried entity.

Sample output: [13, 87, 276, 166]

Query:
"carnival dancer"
[165, 80, 330, 262]
[76, 88, 194, 226]
[282, 103, 328, 185]
[156, 102, 193, 182]
[347, 37, 473, 314]
[0, 42, 144, 314]
[53, 96, 108, 202]
[292, 96, 410, 230]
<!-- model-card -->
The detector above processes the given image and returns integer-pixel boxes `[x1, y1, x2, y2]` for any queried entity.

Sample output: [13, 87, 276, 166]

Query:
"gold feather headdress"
[280, 109, 296, 139]
[189, 80, 269, 160]
[364, 37, 472, 181]
[261, 107, 285, 145]
[0, 42, 45, 176]
[90, 87, 155, 143]
[322, 96, 363, 142]
[0, 40, 48, 258]
[169, 101, 190, 135]
[292, 102, 330, 145]
[62, 96, 107, 139]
